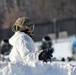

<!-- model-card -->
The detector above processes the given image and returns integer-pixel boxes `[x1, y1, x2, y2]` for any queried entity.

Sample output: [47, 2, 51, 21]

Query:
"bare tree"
[3, 0, 8, 15]
[2, 7, 22, 29]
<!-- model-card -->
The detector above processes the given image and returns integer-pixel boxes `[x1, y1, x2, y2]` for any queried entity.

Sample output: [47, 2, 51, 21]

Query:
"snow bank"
[0, 61, 76, 75]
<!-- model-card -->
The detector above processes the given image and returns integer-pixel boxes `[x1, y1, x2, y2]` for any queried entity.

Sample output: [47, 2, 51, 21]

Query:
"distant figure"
[72, 35, 76, 54]
[41, 35, 52, 50]
[72, 35, 76, 60]
[39, 36, 54, 62]
[0, 39, 12, 55]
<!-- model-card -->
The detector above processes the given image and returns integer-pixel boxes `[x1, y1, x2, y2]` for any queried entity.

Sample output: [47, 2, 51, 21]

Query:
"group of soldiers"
[1, 35, 76, 62]
[0, 35, 54, 62]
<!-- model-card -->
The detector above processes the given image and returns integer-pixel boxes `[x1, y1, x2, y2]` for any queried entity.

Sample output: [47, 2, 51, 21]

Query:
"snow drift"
[0, 61, 76, 75]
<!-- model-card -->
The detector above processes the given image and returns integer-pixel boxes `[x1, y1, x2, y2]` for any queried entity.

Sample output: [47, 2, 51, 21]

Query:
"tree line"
[0, 0, 75, 29]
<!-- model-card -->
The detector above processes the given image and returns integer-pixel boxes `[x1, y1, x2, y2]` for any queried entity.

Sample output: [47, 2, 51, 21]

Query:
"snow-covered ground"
[0, 35, 76, 75]
[0, 61, 76, 75]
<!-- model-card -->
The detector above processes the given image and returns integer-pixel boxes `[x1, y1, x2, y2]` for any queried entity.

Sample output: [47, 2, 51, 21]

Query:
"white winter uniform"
[9, 31, 39, 63]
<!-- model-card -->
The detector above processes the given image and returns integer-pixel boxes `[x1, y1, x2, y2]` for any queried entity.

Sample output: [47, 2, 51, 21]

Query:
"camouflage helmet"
[12, 17, 34, 32]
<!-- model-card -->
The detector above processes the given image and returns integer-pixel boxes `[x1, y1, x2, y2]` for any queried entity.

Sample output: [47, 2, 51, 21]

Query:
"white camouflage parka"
[9, 31, 39, 63]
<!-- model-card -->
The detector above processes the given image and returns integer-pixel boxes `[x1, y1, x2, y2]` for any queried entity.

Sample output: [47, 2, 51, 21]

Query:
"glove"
[46, 50, 53, 58]
[48, 48, 54, 53]
[38, 51, 47, 61]
[38, 50, 53, 62]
